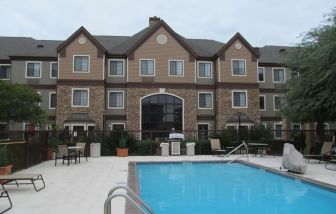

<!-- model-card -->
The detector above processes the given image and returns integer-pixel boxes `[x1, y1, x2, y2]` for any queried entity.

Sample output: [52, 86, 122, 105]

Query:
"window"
[232, 91, 247, 108]
[26, 62, 41, 78]
[274, 95, 285, 111]
[50, 62, 58, 78]
[108, 91, 124, 109]
[169, 60, 184, 76]
[198, 124, 209, 140]
[198, 92, 213, 109]
[109, 59, 124, 76]
[259, 95, 266, 111]
[72, 89, 89, 107]
[111, 123, 125, 131]
[258, 67, 264, 82]
[36, 91, 41, 106]
[273, 68, 285, 83]
[232, 59, 246, 76]
[73, 56, 89, 72]
[291, 71, 299, 80]
[274, 123, 283, 139]
[0, 64, 11, 80]
[198, 62, 212, 78]
[49, 92, 56, 109]
[140, 59, 155, 76]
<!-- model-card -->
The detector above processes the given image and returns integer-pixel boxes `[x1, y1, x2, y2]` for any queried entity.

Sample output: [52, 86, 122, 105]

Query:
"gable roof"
[215, 32, 260, 58]
[56, 26, 106, 53]
[259, 45, 295, 64]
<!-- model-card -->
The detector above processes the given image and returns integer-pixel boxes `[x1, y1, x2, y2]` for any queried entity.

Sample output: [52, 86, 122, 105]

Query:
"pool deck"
[1, 155, 335, 214]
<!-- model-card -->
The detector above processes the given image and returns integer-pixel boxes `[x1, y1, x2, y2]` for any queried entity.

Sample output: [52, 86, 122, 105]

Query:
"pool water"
[136, 162, 336, 214]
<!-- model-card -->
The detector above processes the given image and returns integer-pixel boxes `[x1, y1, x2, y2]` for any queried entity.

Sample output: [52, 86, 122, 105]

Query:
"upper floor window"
[259, 95, 266, 111]
[273, 68, 285, 83]
[274, 123, 283, 139]
[108, 91, 124, 109]
[258, 67, 265, 82]
[232, 91, 247, 108]
[109, 59, 124, 76]
[140, 59, 155, 76]
[198, 92, 213, 109]
[50, 62, 58, 78]
[232, 59, 246, 76]
[49, 92, 56, 109]
[291, 71, 299, 80]
[73, 56, 90, 73]
[169, 60, 184, 76]
[0, 64, 11, 80]
[198, 62, 212, 78]
[26, 62, 41, 78]
[72, 88, 89, 107]
[273, 95, 286, 111]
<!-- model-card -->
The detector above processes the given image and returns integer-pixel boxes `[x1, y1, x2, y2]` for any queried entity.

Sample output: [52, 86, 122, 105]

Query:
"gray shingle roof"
[258, 45, 295, 64]
[184, 38, 224, 57]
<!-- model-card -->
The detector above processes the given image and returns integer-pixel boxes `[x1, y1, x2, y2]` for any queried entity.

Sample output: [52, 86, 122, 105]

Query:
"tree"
[283, 8, 336, 143]
[0, 80, 47, 126]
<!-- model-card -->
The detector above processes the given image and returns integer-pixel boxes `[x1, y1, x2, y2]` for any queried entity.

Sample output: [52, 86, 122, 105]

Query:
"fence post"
[25, 141, 28, 169]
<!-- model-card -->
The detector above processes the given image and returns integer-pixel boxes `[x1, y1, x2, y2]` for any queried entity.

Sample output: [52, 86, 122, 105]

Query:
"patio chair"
[0, 174, 45, 192]
[304, 137, 335, 163]
[0, 189, 12, 213]
[55, 145, 76, 166]
[210, 139, 227, 156]
[76, 142, 88, 162]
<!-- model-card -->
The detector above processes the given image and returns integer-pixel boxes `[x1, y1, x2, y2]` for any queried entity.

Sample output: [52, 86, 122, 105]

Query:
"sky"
[0, 0, 335, 47]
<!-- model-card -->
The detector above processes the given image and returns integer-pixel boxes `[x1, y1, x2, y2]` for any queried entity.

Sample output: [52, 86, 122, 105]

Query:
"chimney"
[149, 16, 161, 26]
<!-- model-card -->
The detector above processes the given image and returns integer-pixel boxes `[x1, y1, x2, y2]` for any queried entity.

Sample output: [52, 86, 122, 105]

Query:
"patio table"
[248, 143, 268, 157]
[67, 146, 82, 163]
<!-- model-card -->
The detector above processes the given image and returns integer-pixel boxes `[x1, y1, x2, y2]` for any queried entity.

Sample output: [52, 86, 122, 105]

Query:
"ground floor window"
[274, 123, 283, 139]
[111, 123, 125, 131]
[197, 124, 209, 140]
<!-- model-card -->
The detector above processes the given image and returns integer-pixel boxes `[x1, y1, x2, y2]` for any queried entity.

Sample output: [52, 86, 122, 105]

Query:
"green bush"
[194, 140, 212, 155]
[135, 140, 157, 156]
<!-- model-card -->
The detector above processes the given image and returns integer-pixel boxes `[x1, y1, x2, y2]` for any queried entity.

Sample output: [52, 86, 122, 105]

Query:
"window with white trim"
[109, 60, 124, 76]
[274, 95, 285, 110]
[274, 123, 283, 139]
[0, 64, 11, 80]
[140, 59, 155, 76]
[198, 93, 212, 109]
[49, 92, 56, 109]
[50, 62, 58, 78]
[198, 62, 211, 77]
[273, 68, 285, 83]
[232, 59, 246, 75]
[291, 71, 299, 80]
[258, 67, 264, 82]
[169, 60, 184, 76]
[26, 62, 41, 78]
[72, 89, 89, 107]
[232, 91, 247, 108]
[36, 91, 41, 106]
[108, 91, 124, 108]
[259, 95, 266, 110]
[74, 56, 89, 72]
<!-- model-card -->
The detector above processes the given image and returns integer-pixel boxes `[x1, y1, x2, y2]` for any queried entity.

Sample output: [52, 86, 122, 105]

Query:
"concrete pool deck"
[1, 155, 335, 214]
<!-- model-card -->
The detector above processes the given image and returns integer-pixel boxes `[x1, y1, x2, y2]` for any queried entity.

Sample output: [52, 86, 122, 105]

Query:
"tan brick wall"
[56, 85, 105, 129]
[128, 27, 195, 83]
[216, 88, 260, 129]
[126, 88, 197, 131]
[59, 33, 104, 80]
[219, 38, 258, 83]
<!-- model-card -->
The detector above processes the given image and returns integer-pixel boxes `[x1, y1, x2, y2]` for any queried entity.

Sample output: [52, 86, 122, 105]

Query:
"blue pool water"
[136, 162, 336, 214]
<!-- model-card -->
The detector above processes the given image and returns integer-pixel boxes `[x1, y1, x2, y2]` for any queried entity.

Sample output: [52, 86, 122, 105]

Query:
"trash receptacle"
[90, 143, 101, 158]
[160, 143, 169, 156]
[186, 142, 195, 156]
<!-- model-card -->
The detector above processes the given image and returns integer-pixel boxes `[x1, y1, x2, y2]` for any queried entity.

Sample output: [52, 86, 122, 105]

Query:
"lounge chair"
[325, 155, 336, 170]
[304, 137, 335, 163]
[55, 145, 76, 166]
[210, 139, 227, 156]
[0, 174, 45, 192]
[0, 189, 12, 213]
[76, 142, 88, 162]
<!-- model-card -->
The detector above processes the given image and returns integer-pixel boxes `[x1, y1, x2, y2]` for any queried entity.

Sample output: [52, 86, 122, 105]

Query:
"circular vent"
[235, 42, 242, 49]
[78, 37, 86, 45]
[157, 34, 167, 45]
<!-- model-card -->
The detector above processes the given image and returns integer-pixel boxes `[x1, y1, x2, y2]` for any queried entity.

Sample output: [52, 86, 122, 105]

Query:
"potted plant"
[116, 133, 128, 157]
[0, 145, 13, 175]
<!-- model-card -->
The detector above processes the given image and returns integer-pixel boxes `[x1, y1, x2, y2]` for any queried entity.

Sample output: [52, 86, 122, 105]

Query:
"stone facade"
[126, 87, 197, 131]
[56, 84, 105, 129]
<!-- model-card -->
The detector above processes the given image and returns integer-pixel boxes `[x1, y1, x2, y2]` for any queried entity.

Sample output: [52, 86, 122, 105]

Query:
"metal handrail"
[105, 185, 154, 214]
[223, 141, 249, 162]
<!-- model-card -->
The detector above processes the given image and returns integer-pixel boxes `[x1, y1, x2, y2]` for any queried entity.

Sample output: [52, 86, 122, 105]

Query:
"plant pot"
[117, 148, 128, 157]
[47, 148, 54, 160]
[0, 164, 13, 185]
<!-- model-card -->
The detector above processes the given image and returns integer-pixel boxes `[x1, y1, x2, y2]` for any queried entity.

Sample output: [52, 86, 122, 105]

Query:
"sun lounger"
[0, 189, 12, 214]
[0, 174, 45, 192]
[304, 139, 334, 163]
[210, 139, 227, 156]
[325, 155, 336, 171]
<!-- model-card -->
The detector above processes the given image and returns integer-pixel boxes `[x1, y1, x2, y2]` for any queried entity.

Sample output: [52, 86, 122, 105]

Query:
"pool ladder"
[223, 141, 249, 164]
[104, 185, 154, 214]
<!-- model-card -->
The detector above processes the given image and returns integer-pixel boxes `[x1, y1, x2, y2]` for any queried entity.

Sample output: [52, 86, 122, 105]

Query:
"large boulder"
[282, 143, 308, 174]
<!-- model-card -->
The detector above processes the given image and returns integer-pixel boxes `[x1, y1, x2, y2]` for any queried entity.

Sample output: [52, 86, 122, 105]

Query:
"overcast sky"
[1, 0, 334, 47]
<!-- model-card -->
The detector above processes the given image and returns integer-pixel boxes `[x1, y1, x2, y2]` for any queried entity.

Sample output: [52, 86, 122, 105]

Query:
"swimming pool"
[135, 162, 336, 214]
